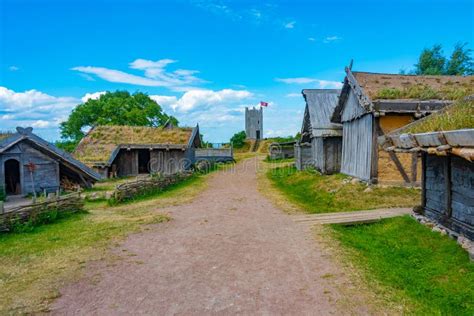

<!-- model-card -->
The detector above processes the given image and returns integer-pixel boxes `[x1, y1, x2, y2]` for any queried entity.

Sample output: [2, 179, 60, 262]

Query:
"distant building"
[330, 67, 472, 184]
[245, 107, 263, 140]
[295, 89, 342, 173]
[74, 125, 201, 178]
[0, 127, 101, 196]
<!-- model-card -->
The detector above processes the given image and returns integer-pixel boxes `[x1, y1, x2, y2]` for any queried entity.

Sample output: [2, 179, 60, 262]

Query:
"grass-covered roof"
[353, 72, 474, 101]
[0, 133, 13, 141]
[399, 98, 474, 134]
[74, 125, 194, 165]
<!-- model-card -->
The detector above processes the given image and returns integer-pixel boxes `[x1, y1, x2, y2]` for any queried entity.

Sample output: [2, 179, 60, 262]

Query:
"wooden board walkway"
[292, 207, 412, 225]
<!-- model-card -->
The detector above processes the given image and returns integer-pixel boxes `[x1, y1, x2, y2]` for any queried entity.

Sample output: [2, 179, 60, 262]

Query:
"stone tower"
[245, 107, 263, 140]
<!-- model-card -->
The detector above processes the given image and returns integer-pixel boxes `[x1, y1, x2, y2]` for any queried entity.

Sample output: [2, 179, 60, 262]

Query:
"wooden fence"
[0, 192, 84, 232]
[112, 171, 193, 203]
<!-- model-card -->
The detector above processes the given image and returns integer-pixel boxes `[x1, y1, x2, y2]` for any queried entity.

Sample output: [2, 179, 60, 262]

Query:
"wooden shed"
[0, 127, 101, 196]
[385, 128, 474, 239]
[268, 141, 296, 160]
[295, 89, 342, 173]
[331, 67, 473, 184]
[74, 125, 201, 178]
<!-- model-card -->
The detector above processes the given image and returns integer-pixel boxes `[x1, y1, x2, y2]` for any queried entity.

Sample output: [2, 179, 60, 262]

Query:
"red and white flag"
[260, 101, 269, 107]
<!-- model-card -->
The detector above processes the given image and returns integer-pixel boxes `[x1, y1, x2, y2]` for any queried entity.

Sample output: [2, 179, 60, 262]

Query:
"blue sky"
[1, 0, 473, 142]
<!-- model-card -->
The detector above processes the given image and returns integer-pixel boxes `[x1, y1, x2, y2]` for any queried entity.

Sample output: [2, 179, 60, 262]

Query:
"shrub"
[230, 131, 247, 148]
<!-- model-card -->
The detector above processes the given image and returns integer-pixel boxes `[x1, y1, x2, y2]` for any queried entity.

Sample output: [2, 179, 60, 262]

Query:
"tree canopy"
[411, 43, 473, 75]
[230, 131, 247, 148]
[60, 91, 178, 143]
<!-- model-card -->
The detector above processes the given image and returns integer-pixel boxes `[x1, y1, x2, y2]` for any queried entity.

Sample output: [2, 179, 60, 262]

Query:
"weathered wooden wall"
[295, 143, 312, 170]
[340, 114, 373, 181]
[196, 148, 233, 162]
[323, 137, 342, 174]
[424, 154, 474, 239]
[150, 149, 187, 175]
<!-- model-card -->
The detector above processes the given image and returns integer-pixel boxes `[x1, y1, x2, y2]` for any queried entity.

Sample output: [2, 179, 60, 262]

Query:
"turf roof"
[74, 125, 194, 165]
[353, 72, 474, 101]
[395, 98, 474, 134]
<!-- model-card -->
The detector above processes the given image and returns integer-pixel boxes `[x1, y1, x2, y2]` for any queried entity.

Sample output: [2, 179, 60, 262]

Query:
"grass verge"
[331, 216, 474, 315]
[267, 166, 420, 213]
[0, 169, 211, 314]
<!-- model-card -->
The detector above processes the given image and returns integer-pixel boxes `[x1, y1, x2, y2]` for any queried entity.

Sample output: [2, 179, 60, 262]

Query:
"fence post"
[0, 201, 4, 214]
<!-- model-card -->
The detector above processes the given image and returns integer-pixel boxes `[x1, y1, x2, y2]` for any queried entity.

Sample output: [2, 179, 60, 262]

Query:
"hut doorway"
[138, 150, 151, 174]
[4, 159, 21, 195]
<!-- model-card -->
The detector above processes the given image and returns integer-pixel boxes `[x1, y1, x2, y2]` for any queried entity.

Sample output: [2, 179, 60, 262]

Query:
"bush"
[230, 131, 247, 148]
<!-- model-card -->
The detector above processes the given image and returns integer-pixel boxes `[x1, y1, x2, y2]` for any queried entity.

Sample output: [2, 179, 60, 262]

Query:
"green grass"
[0, 169, 211, 314]
[263, 157, 295, 163]
[331, 216, 474, 315]
[267, 166, 420, 213]
[404, 99, 474, 133]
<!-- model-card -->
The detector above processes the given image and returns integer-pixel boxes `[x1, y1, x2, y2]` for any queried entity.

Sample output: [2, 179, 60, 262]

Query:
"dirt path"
[51, 158, 371, 315]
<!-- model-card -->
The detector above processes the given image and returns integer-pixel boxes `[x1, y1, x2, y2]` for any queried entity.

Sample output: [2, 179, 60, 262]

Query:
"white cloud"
[81, 91, 106, 102]
[276, 77, 342, 88]
[72, 59, 206, 91]
[153, 89, 253, 112]
[149, 95, 178, 107]
[284, 21, 296, 29]
[9, 66, 19, 71]
[31, 120, 52, 128]
[0, 87, 82, 133]
[308, 37, 315, 42]
[285, 93, 301, 98]
[323, 35, 342, 43]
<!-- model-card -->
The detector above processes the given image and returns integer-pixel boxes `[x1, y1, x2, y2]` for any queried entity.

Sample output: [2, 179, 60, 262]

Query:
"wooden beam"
[388, 151, 410, 183]
[411, 153, 418, 183]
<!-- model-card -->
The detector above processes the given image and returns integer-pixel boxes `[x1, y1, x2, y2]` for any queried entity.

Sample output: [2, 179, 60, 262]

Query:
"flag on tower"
[260, 101, 269, 107]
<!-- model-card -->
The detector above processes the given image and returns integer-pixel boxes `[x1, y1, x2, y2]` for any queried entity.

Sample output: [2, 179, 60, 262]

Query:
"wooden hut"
[331, 67, 473, 184]
[0, 127, 101, 196]
[74, 125, 201, 178]
[382, 97, 474, 239]
[268, 141, 296, 160]
[295, 89, 342, 173]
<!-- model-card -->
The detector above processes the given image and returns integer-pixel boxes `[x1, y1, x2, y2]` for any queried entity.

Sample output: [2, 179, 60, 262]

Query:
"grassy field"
[331, 216, 474, 315]
[267, 166, 420, 213]
[0, 172, 211, 314]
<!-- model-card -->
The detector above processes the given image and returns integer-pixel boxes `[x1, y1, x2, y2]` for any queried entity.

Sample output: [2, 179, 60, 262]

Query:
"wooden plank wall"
[424, 154, 474, 238]
[323, 137, 342, 174]
[341, 89, 367, 122]
[116, 150, 138, 176]
[295, 144, 312, 170]
[340, 114, 373, 181]
[150, 150, 187, 175]
[311, 137, 324, 172]
[451, 156, 474, 227]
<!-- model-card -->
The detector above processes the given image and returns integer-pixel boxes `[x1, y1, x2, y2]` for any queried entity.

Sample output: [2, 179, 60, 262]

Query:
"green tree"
[411, 43, 473, 75]
[414, 44, 446, 75]
[445, 43, 474, 75]
[60, 91, 178, 144]
[230, 131, 246, 148]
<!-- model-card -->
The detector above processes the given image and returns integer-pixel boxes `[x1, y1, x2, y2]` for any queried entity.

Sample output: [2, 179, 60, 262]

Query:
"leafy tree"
[55, 140, 79, 153]
[414, 44, 446, 75]
[411, 43, 473, 75]
[445, 43, 474, 75]
[60, 91, 178, 143]
[230, 131, 247, 148]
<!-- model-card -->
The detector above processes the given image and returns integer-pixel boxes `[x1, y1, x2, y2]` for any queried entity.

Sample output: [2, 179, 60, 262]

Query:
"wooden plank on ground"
[292, 207, 412, 225]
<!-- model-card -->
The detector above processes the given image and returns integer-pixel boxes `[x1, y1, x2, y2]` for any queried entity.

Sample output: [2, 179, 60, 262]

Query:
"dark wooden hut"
[385, 129, 474, 239]
[74, 125, 201, 178]
[382, 97, 474, 239]
[331, 67, 473, 184]
[295, 89, 342, 173]
[0, 127, 101, 196]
